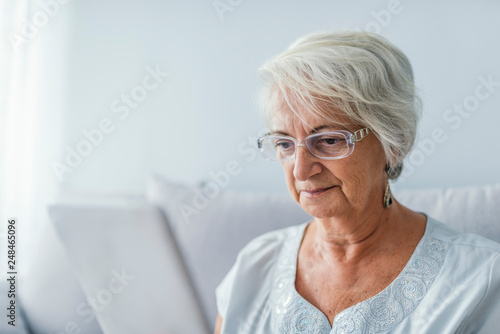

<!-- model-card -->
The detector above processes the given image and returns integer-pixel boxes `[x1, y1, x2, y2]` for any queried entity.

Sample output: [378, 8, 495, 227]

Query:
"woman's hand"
[214, 314, 223, 334]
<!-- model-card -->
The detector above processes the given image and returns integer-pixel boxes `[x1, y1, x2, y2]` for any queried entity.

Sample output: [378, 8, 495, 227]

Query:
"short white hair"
[256, 31, 422, 180]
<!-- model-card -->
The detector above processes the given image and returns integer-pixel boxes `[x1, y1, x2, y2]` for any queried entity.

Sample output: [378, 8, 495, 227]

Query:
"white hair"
[256, 31, 422, 180]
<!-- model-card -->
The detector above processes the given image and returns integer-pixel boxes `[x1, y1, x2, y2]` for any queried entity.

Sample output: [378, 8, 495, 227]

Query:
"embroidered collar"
[269, 219, 449, 334]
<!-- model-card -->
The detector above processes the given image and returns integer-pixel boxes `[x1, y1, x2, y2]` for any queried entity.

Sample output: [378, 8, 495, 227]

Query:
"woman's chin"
[299, 192, 346, 218]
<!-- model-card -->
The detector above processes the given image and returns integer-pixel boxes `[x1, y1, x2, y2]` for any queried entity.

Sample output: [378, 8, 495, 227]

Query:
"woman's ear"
[385, 162, 403, 180]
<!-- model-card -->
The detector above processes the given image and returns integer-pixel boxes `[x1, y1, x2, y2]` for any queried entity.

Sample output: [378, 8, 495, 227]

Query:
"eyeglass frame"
[256, 127, 372, 161]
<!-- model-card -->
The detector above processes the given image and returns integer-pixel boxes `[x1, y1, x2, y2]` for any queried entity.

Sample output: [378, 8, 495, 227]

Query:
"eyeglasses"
[257, 128, 371, 161]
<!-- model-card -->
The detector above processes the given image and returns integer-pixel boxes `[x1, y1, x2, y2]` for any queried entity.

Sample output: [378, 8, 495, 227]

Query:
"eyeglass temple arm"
[257, 135, 270, 149]
[353, 128, 371, 142]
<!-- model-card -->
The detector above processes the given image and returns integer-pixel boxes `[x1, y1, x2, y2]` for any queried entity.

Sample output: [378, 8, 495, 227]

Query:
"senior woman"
[214, 31, 500, 333]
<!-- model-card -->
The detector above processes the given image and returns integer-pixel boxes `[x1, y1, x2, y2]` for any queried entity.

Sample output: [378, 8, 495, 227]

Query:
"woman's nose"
[293, 145, 321, 181]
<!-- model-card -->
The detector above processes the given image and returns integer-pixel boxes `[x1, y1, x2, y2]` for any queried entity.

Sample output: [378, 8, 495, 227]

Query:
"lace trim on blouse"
[269, 222, 449, 334]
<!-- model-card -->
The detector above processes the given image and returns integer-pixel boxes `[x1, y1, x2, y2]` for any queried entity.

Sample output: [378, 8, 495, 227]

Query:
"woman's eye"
[276, 140, 293, 150]
[320, 137, 343, 145]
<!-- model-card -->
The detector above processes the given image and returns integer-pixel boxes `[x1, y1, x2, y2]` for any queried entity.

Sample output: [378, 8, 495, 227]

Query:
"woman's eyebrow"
[269, 125, 348, 136]
[310, 125, 334, 133]
[268, 130, 291, 136]
[311, 125, 352, 133]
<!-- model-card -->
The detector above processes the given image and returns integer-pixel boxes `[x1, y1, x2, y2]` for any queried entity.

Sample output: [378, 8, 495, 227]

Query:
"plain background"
[55, 0, 500, 195]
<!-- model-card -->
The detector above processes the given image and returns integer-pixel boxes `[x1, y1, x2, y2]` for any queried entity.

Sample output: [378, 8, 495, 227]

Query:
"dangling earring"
[383, 182, 393, 208]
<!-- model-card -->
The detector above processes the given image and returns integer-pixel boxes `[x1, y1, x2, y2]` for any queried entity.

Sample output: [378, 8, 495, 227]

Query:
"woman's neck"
[308, 200, 427, 267]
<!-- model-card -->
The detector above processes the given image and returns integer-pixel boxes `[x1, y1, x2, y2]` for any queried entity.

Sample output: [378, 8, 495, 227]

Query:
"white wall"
[56, 0, 500, 195]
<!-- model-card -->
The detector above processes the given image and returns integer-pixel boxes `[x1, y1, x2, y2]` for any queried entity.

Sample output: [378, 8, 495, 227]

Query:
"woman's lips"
[300, 186, 336, 199]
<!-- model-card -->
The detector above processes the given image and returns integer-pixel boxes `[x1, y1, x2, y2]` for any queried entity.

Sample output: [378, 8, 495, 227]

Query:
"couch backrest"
[394, 183, 500, 242]
[147, 176, 500, 330]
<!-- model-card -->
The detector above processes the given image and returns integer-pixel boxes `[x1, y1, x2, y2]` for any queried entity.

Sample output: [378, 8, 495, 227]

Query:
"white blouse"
[215, 216, 500, 333]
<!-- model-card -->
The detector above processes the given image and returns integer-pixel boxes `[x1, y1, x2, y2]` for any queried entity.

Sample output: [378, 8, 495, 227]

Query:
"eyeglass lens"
[261, 132, 350, 160]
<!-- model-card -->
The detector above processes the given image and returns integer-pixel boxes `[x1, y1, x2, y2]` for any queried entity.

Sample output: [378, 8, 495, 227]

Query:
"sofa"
[6, 176, 500, 333]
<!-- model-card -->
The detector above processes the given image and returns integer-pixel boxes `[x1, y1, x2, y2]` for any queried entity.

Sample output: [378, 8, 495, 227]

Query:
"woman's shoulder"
[226, 221, 309, 278]
[425, 215, 500, 279]
[222, 220, 309, 280]
[424, 217, 500, 332]
[215, 221, 309, 320]
[427, 216, 500, 254]
[238, 221, 309, 258]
